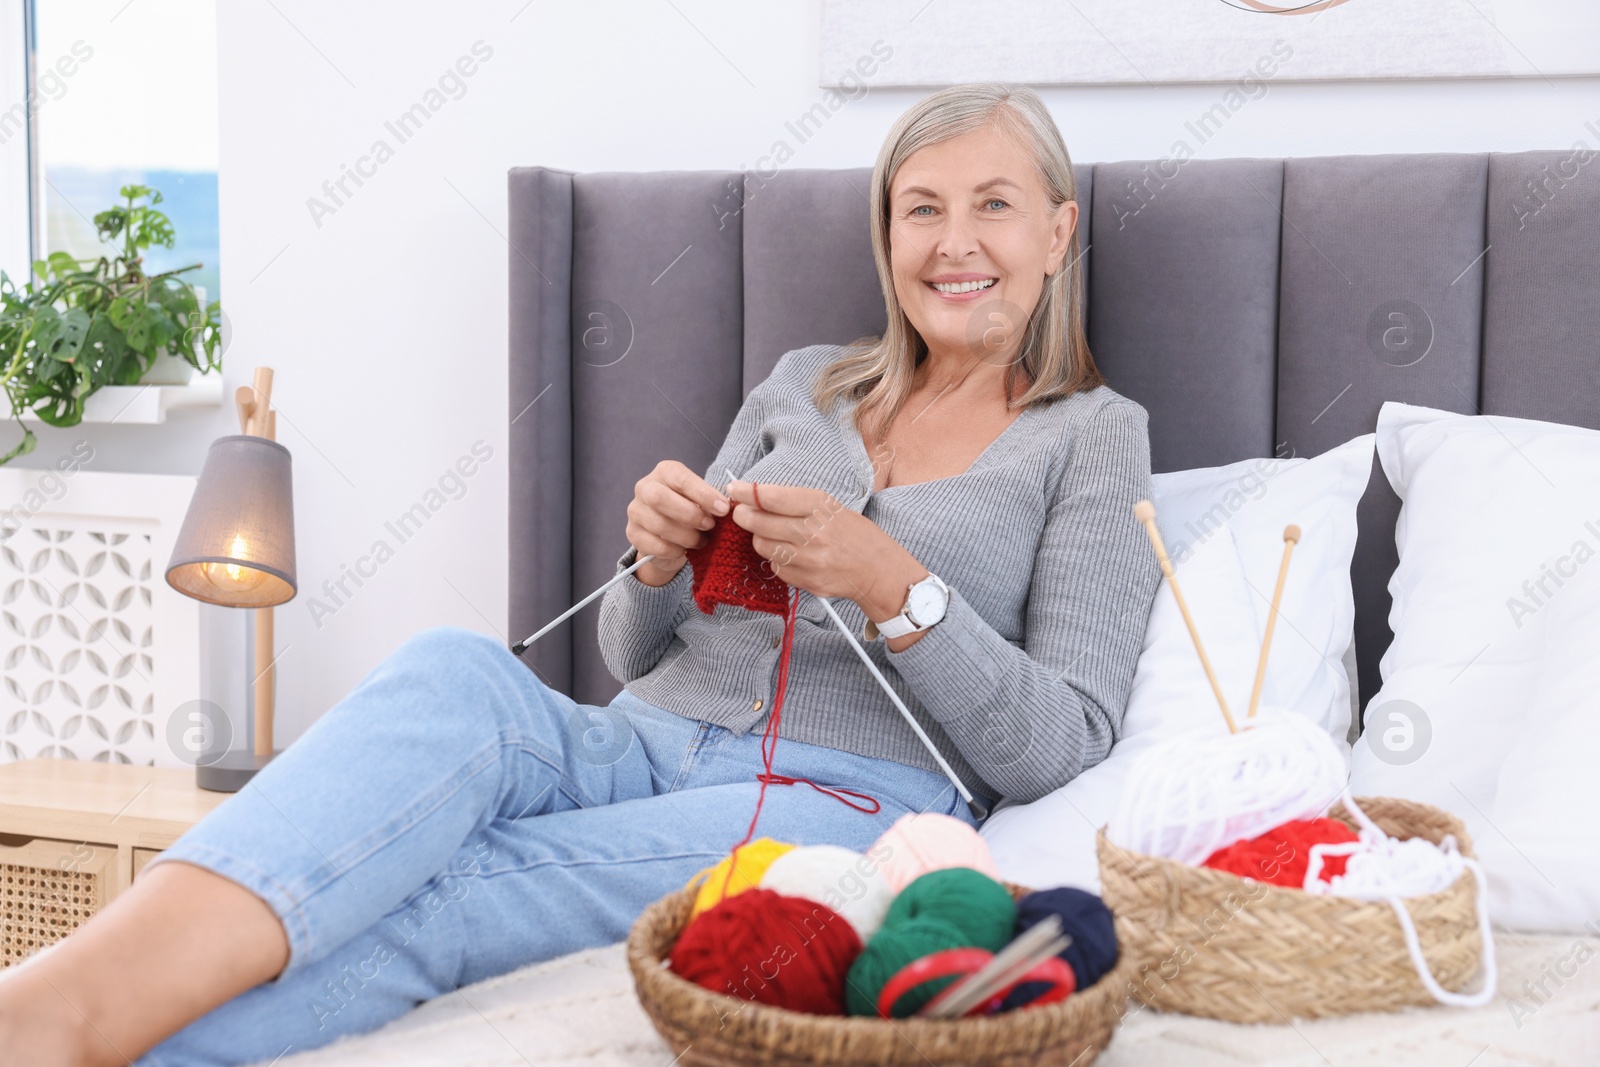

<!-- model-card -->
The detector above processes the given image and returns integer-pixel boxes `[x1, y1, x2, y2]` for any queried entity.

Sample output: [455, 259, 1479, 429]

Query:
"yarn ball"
[873, 812, 1001, 893]
[883, 868, 1017, 952]
[999, 888, 1119, 1011]
[1105, 709, 1349, 865]
[689, 838, 796, 919]
[759, 845, 896, 943]
[1202, 818, 1359, 888]
[671, 888, 863, 1015]
[844, 916, 974, 1018]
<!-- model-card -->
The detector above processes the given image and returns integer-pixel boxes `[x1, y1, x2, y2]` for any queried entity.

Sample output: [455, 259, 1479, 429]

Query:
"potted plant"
[0, 183, 223, 463]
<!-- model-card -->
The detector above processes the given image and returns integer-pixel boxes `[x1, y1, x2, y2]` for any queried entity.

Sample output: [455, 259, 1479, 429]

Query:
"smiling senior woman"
[0, 83, 1159, 1066]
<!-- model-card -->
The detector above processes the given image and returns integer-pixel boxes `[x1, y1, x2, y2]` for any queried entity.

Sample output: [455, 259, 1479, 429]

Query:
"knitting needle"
[515, 476, 739, 659]
[1132, 500, 1238, 734]
[510, 553, 657, 656]
[919, 916, 1071, 1018]
[1246, 524, 1301, 719]
[920, 919, 1067, 1017]
[814, 598, 988, 820]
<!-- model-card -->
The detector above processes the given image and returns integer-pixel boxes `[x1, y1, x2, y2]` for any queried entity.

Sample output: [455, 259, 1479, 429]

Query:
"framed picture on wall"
[821, 0, 1600, 86]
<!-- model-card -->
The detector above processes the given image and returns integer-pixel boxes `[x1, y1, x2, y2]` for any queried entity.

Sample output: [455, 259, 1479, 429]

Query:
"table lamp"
[165, 366, 297, 791]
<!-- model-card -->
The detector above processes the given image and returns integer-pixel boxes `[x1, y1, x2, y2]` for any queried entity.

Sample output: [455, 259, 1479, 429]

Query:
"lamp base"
[196, 751, 277, 793]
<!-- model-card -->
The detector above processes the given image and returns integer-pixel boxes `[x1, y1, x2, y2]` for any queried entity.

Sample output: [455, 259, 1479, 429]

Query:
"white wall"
[19, 0, 1600, 744]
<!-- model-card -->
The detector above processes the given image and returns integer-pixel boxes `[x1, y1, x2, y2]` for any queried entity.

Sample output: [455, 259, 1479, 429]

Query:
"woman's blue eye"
[986, 199, 1008, 210]
[911, 205, 933, 216]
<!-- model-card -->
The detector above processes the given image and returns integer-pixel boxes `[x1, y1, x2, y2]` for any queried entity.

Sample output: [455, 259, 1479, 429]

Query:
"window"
[2, 0, 219, 301]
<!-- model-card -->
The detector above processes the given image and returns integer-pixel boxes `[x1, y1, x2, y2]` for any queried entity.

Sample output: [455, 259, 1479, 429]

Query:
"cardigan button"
[752, 699, 764, 712]
[770, 636, 781, 649]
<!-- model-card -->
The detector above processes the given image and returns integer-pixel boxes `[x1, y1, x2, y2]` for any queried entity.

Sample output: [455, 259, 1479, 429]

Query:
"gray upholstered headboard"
[508, 153, 1600, 721]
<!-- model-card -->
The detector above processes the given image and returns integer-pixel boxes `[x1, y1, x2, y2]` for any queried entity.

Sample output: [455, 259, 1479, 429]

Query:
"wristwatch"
[866, 573, 950, 640]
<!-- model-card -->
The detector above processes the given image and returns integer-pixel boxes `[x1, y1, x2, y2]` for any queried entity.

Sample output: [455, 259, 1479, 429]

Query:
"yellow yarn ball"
[688, 837, 796, 918]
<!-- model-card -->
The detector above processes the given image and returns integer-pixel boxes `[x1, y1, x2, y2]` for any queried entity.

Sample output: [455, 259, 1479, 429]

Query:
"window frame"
[0, 0, 39, 279]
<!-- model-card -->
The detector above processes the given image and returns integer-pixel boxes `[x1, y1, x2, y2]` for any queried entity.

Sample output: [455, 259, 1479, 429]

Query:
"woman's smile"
[925, 273, 1000, 302]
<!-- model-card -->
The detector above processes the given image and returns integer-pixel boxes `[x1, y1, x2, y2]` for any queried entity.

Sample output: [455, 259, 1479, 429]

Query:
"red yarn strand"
[727, 587, 799, 866]
[685, 481, 878, 878]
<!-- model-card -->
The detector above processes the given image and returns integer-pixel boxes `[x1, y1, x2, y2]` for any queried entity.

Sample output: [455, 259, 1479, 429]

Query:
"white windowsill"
[19, 374, 225, 426]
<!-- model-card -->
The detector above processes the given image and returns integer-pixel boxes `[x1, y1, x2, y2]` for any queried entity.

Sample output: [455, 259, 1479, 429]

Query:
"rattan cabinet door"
[0, 836, 115, 967]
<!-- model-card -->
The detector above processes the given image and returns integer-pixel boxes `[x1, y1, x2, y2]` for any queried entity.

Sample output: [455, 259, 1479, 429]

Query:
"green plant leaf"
[93, 205, 127, 244]
[0, 424, 36, 464]
[44, 307, 90, 362]
[137, 210, 177, 250]
[107, 296, 154, 353]
[46, 251, 80, 279]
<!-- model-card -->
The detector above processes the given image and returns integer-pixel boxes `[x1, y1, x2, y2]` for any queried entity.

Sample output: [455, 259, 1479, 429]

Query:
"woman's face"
[887, 122, 1077, 366]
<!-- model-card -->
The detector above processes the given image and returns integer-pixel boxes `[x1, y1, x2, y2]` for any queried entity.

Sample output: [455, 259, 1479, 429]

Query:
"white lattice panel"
[1, 523, 157, 764]
[0, 468, 199, 769]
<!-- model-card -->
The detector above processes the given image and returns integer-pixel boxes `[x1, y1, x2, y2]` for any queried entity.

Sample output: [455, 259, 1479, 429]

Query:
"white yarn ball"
[1306, 792, 1464, 899]
[758, 844, 896, 943]
[1106, 708, 1349, 865]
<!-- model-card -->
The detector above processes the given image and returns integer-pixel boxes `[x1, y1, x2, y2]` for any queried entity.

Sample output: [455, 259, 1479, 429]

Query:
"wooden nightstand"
[0, 758, 228, 967]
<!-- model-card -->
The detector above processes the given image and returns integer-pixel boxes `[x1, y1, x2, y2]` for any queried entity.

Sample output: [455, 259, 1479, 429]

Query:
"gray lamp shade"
[166, 435, 297, 608]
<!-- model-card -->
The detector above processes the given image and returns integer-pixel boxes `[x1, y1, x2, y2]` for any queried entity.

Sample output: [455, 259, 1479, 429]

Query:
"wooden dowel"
[235, 386, 255, 434]
[245, 366, 278, 757]
[1247, 524, 1301, 720]
[253, 607, 274, 757]
[248, 367, 274, 437]
[1133, 500, 1238, 734]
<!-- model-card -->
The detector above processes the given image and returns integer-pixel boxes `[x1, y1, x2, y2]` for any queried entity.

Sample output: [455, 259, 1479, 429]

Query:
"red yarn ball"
[1201, 817, 1359, 888]
[669, 888, 864, 1015]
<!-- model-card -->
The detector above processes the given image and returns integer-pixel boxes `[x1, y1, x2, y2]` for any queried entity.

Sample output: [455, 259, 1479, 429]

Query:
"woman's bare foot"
[0, 859, 290, 1066]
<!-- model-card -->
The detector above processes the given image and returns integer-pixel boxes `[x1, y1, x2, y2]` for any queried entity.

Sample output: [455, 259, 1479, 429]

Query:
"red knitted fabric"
[1201, 817, 1359, 888]
[685, 508, 790, 617]
[686, 486, 879, 867]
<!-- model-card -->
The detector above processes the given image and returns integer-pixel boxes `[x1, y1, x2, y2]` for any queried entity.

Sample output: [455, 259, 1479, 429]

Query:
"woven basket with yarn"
[1097, 795, 1485, 1023]
[628, 880, 1140, 1067]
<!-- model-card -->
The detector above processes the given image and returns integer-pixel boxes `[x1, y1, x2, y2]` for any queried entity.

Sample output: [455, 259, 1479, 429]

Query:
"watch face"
[907, 579, 948, 626]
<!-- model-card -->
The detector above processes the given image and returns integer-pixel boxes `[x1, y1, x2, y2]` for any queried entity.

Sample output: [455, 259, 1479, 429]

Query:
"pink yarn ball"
[871, 813, 1001, 893]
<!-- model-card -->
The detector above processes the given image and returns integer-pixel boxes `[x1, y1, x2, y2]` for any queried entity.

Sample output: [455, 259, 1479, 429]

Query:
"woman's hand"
[626, 461, 730, 587]
[725, 481, 930, 641]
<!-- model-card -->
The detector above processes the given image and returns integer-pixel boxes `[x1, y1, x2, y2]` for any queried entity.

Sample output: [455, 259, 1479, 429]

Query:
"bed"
[278, 150, 1600, 1064]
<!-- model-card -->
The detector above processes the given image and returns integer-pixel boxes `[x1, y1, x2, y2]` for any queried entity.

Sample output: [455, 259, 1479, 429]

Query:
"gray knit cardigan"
[596, 344, 1160, 804]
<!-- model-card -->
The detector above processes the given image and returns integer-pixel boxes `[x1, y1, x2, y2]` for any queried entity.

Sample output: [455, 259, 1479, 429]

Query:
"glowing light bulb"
[200, 534, 267, 595]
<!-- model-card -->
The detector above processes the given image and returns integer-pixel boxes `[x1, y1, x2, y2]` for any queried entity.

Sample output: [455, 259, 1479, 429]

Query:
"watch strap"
[869, 574, 946, 640]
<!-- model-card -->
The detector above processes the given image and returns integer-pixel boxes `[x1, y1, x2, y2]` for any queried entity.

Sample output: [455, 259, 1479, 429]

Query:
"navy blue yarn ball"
[999, 887, 1119, 1011]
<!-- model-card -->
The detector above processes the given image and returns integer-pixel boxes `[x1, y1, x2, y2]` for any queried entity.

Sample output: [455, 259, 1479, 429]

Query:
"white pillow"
[1349, 401, 1600, 933]
[984, 434, 1374, 891]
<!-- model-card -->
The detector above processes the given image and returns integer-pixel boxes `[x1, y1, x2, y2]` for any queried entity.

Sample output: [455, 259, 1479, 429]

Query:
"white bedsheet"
[261, 932, 1599, 1066]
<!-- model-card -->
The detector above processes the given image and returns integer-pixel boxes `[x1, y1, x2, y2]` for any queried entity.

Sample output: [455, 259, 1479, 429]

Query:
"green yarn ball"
[884, 868, 1017, 952]
[845, 869, 1020, 1018]
[845, 917, 971, 1018]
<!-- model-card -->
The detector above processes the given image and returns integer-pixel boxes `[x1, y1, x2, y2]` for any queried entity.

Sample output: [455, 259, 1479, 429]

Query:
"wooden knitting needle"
[1132, 501, 1238, 734]
[1246, 524, 1301, 719]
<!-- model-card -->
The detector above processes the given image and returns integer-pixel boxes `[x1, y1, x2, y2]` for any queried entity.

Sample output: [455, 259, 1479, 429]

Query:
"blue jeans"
[135, 626, 981, 1066]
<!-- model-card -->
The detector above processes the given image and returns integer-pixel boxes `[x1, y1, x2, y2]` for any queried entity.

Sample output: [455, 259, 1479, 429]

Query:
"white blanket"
[262, 932, 1598, 1066]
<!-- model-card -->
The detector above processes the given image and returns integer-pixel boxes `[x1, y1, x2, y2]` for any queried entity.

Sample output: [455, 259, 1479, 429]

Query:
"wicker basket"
[627, 881, 1140, 1067]
[1097, 795, 1487, 1023]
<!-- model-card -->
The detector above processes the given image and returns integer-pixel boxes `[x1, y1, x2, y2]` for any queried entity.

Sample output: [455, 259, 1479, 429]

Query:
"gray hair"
[814, 82, 1102, 441]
